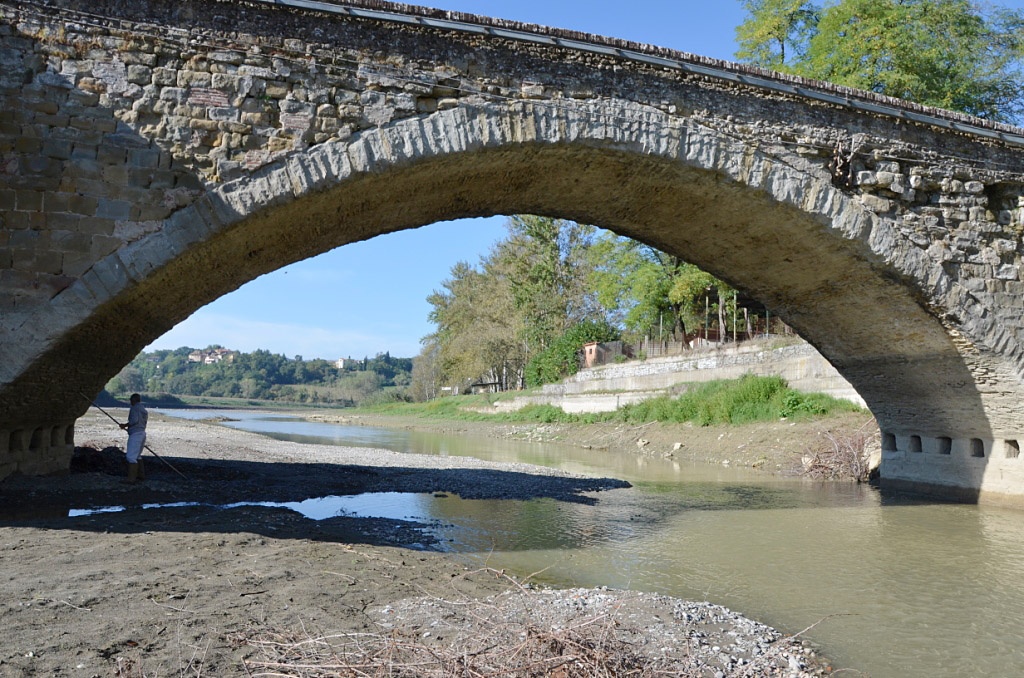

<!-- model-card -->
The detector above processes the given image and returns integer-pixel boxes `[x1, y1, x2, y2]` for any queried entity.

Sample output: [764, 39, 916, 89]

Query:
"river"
[159, 409, 1024, 677]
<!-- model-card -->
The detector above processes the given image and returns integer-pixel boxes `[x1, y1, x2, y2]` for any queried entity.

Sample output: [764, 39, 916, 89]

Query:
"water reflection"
[151, 409, 1024, 677]
[68, 493, 434, 522]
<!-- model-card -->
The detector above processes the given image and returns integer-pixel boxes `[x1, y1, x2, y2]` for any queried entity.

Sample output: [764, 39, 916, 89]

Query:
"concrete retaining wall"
[492, 340, 864, 414]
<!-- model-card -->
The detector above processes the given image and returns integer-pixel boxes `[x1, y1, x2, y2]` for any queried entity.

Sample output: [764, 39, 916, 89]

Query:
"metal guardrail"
[260, 0, 1024, 148]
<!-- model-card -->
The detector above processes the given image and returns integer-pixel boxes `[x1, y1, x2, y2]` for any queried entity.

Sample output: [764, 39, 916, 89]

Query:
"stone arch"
[10, 99, 987, 445]
[4, 0, 1024, 500]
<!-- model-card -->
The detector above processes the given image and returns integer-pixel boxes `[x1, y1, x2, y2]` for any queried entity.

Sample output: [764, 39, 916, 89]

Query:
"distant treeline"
[107, 347, 412, 406]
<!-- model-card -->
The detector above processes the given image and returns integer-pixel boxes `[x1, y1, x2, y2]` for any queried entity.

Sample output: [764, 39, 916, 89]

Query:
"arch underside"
[3, 135, 1005, 444]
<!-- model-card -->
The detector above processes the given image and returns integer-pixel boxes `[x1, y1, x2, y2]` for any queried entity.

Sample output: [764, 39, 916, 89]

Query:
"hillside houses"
[188, 348, 237, 364]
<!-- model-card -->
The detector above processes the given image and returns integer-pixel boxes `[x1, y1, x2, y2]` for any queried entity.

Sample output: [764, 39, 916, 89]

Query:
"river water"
[159, 410, 1024, 677]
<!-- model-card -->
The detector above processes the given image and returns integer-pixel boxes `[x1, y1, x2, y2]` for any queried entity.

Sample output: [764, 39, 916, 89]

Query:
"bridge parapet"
[2, 0, 1024, 502]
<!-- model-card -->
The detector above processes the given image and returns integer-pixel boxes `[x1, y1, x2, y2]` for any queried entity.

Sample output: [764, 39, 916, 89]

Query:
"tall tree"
[588, 235, 689, 341]
[736, 0, 1024, 123]
[499, 215, 598, 354]
[410, 340, 441, 402]
[424, 216, 600, 393]
[736, 0, 819, 70]
[426, 258, 526, 392]
[587, 234, 738, 344]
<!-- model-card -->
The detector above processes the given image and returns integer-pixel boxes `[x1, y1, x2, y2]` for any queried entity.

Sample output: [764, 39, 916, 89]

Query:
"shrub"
[617, 375, 861, 426]
[525, 320, 620, 387]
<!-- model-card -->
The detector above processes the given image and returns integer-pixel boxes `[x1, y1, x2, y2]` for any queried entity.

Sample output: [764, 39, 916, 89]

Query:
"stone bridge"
[3, 0, 1024, 503]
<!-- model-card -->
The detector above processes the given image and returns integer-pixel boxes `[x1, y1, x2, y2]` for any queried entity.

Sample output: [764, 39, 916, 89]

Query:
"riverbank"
[0, 410, 839, 676]
[305, 408, 880, 476]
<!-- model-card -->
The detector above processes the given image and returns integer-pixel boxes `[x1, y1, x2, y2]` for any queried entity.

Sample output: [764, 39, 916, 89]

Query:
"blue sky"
[148, 0, 1023, 360]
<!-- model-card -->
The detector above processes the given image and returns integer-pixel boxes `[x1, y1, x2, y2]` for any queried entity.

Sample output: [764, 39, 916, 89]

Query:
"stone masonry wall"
[2, 0, 1024, 498]
[490, 339, 863, 415]
[2, 0, 1023, 337]
[548, 340, 863, 405]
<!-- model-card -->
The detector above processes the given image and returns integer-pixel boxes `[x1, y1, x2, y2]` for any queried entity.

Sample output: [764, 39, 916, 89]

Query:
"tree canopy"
[417, 217, 759, 396]
[736, 0, 1024, 122]
[109, 349, 411, 407]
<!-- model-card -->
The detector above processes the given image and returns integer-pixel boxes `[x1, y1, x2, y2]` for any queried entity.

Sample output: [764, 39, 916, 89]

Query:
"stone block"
[96, 144, 128, 165]
[15, 189, 43, 211]
[996, 265, 1019, 281]
[51, 228, 91, 251]
[14, 137, 41, 154]
[151, 68, 176, 87]
[35, 250, 64, 275]
[75, 265, 113, 305]
[126, 147, 160, 169]
[127, 64, 152, 85]
[7, 233, 39, 259]
[860, 194, 892, 212]
[95, 197, 131, 221]
[41, 138, 73, 160]
[42, 211, 82, 232]
[208, 107, 239, 123]
[91, 254, 130, 294]
[116, 238, 164, 281]
[69, 144, 98, 161]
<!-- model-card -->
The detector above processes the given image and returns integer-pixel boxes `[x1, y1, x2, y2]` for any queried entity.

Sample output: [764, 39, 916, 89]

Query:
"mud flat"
[0, 410, 833, 676]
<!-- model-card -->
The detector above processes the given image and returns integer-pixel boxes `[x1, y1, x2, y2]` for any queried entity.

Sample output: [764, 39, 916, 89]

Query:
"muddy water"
[159, 410, 1024, 677]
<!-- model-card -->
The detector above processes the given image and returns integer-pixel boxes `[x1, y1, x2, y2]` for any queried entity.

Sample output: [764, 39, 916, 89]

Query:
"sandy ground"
[0, 409, 861, 676]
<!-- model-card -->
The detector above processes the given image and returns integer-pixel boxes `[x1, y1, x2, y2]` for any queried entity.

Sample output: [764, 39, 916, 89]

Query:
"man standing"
[120, 393, 148, 483]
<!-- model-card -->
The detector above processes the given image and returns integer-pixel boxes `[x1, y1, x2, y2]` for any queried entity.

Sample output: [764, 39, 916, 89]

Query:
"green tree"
[525, 319, 620, 387]
[410, 340, 441, 402]
[736, 0, 819, 69]
[426, 259, 526, 392]
[737, 0, 1024, 122]
[588, 234, 700, 342]
[106, 365, 145, 395]
[499, 215, 598, 353]
[425, 216, 599, 394]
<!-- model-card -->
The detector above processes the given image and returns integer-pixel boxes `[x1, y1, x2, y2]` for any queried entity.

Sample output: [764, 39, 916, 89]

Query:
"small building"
[469, 381, 501, 394]
[582, 341, 629, 368]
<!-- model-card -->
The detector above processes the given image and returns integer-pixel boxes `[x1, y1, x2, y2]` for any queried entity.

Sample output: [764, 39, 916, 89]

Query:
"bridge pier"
[2, 0, 1024, 504]
[0, 423, 76, 478]
[881, 433, 1024, 505]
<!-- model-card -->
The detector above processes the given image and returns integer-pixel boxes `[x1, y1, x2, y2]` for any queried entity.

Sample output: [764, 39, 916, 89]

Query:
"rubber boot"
[123, 463, 139, 484]
[136, 459, 146, 481]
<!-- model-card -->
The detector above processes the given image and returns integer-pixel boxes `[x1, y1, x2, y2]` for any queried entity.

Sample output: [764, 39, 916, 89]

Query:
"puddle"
[68, 491, 437, 521]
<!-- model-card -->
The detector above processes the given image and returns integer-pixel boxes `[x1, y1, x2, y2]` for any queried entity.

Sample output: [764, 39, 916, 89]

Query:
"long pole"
[80, 393, 189, 480]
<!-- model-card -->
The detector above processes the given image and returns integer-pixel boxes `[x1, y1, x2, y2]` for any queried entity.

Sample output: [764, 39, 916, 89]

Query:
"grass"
[617, 375, 863, 426]
[357, 374, 863, 427]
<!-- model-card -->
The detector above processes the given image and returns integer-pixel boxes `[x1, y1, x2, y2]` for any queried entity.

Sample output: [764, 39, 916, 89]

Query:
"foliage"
[587, 233, 737, 344]
[422, 217, 762, 396]
[354, 375, 862, 426]
[424, 216, 601, 396]
[736, 0, 1024, 123]
[106, 347, 412, 407]
[617, 375, 862, 426]
[736, 0, 819, 69]
[426, 258, 526, 393]
[503, 215, 599, 353]
[524, 319, 621, 387]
